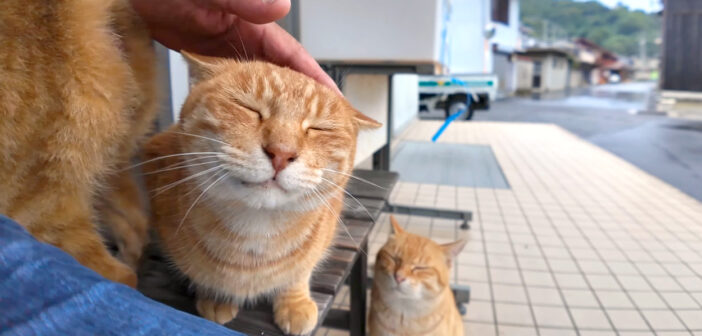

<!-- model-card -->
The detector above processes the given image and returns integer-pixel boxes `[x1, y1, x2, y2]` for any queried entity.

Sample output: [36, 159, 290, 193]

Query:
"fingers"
[210, 0, 291, 24]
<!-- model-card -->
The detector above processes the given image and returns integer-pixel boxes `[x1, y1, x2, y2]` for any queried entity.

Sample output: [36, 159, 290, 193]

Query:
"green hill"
[521, 0, 661, 57]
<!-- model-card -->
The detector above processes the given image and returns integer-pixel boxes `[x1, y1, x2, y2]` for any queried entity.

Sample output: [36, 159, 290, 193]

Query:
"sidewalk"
[320, 120, 702, 335]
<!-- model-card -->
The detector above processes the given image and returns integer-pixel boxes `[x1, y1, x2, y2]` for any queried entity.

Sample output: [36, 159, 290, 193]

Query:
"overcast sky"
[583, 0, 662, 13]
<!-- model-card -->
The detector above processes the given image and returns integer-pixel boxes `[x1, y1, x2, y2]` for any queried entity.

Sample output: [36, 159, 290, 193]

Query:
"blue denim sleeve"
[0, 215, 243, 336]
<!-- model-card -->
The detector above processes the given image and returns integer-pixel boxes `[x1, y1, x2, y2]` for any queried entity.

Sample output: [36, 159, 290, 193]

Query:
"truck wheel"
[446, 94, 473, 120]
[447, 101, 471, 120]
[465, 103, 475, 120]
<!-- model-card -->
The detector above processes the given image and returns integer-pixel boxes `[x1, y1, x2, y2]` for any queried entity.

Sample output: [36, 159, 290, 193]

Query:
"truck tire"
[446, 94, 474, 120]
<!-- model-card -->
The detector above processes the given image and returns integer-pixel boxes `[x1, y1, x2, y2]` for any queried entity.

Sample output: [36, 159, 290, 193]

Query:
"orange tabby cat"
[370, 216, 466, 336]
[0, 0, 157, 286]
[142, 52, 380, 334]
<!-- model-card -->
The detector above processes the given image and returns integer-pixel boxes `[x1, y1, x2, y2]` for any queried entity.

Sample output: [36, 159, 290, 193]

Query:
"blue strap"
[431, 109, 464, 142]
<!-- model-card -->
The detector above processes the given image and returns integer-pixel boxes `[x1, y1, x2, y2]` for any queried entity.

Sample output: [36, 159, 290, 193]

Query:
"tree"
[520, 0, 661, 57]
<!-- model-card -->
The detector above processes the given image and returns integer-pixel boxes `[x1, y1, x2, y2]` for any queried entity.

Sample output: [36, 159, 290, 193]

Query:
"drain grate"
[391, 141, 509, 188]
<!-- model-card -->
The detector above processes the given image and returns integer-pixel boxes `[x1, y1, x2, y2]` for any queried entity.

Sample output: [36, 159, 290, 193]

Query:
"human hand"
[130, 0, 340, 93]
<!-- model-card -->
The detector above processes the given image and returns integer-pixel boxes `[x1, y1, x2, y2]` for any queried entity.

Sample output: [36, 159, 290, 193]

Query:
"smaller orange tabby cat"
[369, 216, 466, 336]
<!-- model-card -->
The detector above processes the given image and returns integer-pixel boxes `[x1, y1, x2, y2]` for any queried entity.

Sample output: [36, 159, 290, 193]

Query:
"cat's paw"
[273, 296, 318, 335]
[196, 298, 239, 324]
[104, 259, 138, 288]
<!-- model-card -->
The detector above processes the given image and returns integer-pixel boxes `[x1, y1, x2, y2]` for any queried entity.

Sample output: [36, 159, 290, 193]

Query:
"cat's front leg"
[273, 276, 318, 335]
[195, 296, 240, 324]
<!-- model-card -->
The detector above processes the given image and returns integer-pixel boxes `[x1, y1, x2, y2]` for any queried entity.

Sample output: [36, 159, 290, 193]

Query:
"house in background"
[658, 0, 702, 120]
[516, 48, 572, 93]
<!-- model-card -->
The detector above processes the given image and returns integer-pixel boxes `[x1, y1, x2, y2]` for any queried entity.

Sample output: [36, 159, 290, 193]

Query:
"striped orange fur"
[142, 52, 380, 334]
[369, 216, 466, 336]
[0, 0, 158, 286]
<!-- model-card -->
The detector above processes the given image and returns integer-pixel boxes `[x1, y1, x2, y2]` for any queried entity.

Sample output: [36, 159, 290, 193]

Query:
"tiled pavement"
[316, 121, 702, 336]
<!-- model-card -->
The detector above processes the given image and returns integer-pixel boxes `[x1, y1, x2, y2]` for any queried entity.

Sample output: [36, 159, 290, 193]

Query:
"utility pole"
[639, 35, 647, 65]
[542, 20, 549, 45]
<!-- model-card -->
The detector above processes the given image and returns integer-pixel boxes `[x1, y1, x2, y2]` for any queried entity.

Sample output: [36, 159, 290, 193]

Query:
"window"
[492, 0, 510, 24]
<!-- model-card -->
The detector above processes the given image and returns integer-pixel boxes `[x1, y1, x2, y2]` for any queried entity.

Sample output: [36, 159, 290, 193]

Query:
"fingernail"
[262, 0, 276, 3]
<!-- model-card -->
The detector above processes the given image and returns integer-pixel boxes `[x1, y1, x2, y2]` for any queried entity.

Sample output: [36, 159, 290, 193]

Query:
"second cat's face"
[374, 217, 465, 302]
[176, 54, 380, 210]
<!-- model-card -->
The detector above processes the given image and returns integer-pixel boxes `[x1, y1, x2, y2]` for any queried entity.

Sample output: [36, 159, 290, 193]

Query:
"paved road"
[468, 82, 702, 202]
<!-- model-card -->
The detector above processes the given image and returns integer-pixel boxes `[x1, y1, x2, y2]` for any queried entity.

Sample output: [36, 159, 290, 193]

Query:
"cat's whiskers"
[122, 152, 223, 171]
[309, 187, 368, 257]
[158, 155, 221, 170]
[176, 170, 229, 234]
[141, 160, 221, 176]
[226, 40, 245, 61]
[165, 130, 230, 146]
[183, 166, 228, 197]
[320, 177, 376, 224]
[321, 168, 387, 190]
[234, 25, 250, 61]
[151, 164, 225, 196]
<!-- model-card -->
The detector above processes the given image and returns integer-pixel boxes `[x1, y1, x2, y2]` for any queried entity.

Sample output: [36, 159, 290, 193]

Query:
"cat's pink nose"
[394, 273, 406, 284]
[264, 144, 298, 174]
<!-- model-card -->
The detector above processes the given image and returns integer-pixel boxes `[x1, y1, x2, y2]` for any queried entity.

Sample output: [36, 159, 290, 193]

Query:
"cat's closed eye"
[244, 108, 262, 121]
[307, 126, 333, 132]
[412, 265, 430, 271]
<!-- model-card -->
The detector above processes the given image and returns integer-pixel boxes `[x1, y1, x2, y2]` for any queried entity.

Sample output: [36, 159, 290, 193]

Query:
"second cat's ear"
[440, 239, 467, 265]
[353, 110, 383, 130]
[389, 215, 404, 235]
[181, 50, 223, 85]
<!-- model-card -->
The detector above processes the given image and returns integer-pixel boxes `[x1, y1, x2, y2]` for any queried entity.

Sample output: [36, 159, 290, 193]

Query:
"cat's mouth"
[241, 179, 287, 192]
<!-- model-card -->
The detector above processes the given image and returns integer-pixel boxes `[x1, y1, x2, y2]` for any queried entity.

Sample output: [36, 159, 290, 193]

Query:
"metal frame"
[384, 204, 471, 230]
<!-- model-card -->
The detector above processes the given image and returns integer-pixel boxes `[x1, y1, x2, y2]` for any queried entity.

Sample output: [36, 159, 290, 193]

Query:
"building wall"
[569, 67, 584, 89]
[544, 55, 570, 92]
[299, 0, 445, 62]
[391, 75, 419, 137]
[662, 0, 702, 92]
[492, 0, 521, 53]
[447, 0, 489, 73]
[493, 53, 516, 96]
[515, 57, 534, 92]
[447, 0, 520, 75]
[167, 50, 189, 121]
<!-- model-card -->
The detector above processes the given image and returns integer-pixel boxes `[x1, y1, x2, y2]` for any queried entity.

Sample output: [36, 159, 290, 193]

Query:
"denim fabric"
[0, 215, 242, 336]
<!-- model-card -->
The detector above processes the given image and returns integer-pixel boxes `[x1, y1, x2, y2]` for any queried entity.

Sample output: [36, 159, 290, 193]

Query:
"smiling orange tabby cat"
[370, 216, 466, 336]
[142, 52, 380, 334]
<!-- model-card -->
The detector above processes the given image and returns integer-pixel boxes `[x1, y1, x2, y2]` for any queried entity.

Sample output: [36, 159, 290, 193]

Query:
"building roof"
[519, 47, 573, 58]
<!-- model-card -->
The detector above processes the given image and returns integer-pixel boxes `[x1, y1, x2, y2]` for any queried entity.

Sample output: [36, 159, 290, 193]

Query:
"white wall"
[342, 75, 389, 166]
[446, 0, 520, 75]
[492, 0, 521, 53]
[447, 0, 489, 73]
[168, 50, 189, 121]
[541, 55, 569, 92]
[516, 57, 534, 91]
[299, 0, 444, 62]
[391, 74, 419, 136]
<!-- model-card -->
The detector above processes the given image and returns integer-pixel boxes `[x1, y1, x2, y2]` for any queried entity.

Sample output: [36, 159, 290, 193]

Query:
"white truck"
[418, 74, 498, 120]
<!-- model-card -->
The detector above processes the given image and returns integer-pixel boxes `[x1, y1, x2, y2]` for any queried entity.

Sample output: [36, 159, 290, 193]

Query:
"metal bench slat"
[346, 169, 399, 200]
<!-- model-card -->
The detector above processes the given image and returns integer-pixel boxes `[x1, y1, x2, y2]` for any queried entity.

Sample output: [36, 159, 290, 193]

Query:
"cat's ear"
[389, 215, 404, 235]
[353, 109, 382, 130]
[440, 239, 467, 265]
[181, 50, 222, 84]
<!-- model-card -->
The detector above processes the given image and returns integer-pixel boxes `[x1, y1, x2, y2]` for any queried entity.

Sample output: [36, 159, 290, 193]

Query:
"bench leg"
[349, 241, 368, 336]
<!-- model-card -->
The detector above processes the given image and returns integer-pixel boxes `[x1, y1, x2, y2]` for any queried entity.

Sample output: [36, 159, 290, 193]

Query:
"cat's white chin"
[204, 175, 317, 212]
